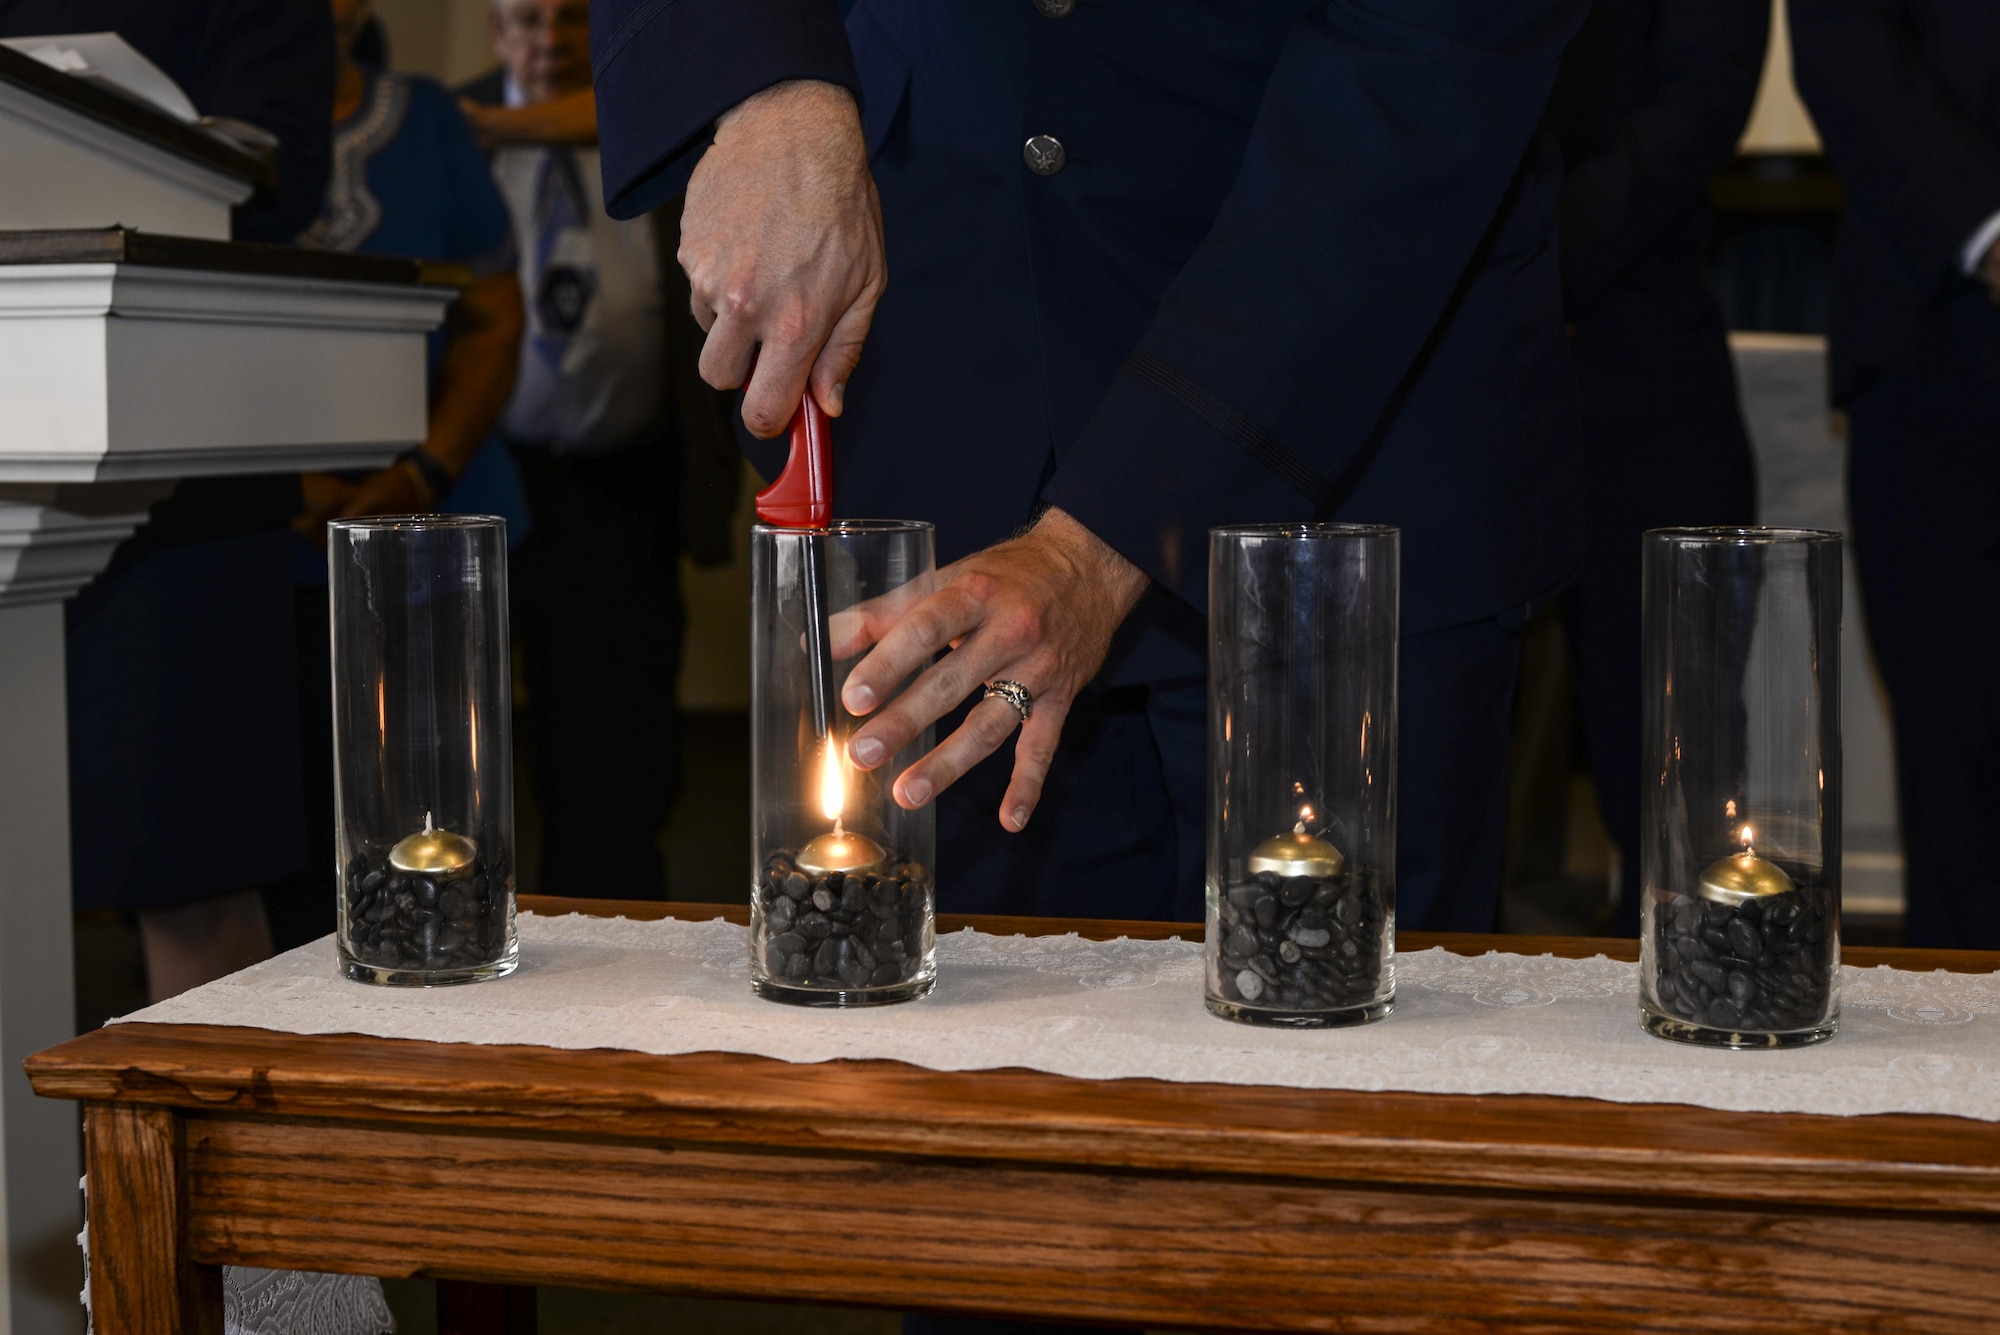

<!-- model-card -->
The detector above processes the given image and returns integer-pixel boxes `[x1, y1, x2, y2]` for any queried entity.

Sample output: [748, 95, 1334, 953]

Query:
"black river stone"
[755, 850, 932, 991]
[341, 847, 511, 973]
[1648, 882, 1834, 1034]
[1210, 869, 1387, 1013]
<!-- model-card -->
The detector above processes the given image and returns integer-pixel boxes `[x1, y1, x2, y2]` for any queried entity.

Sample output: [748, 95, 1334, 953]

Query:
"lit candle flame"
[798, 740, 887, 874]
[819, 740, 846, 830]
[1740, 824, 1756, 855]
[1296, 803, 1316, 833]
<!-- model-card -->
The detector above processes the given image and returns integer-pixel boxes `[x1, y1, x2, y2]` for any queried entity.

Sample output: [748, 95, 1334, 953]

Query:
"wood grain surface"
[84, 1103, 222, 1335]
[185, 1116, 1999, 1333]
[29, 921, 2000, 1217]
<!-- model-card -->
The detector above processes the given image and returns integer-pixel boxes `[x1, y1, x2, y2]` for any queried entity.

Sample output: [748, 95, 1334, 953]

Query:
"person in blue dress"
[295, 0, 526, 533]
[267, 0, 529, 953]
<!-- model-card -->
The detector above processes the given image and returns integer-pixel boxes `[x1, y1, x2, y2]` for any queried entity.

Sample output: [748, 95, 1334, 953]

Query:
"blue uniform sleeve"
[590, 0, 860, 219]
[1556, 0, 1769, 317]
[1790, 0, 2000, 288]
[416, 79, 519, 277]
[1039, 0, 1587, 609]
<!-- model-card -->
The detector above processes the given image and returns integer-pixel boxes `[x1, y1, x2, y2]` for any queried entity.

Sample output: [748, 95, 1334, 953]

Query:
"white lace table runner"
[119, 912, 2000, 1121]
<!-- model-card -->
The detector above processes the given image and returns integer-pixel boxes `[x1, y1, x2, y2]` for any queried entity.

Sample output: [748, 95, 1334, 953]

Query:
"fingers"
[688, 288, 717, 335]
[827, 578, 929, 661]
[844, 584, 989, 748]
[739, 321, 822, 437]
[999, 711, 1062, 832]
[889, 694, 1026, 811]
[809, 276, 881, 418]
[691, 292, 767, 402]
[881, 686, 1062, 833]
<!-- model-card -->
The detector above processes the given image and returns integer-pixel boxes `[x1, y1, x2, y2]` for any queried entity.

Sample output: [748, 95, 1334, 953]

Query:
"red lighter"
[754, 394, 832, 529]
[755, 393, 838, 737]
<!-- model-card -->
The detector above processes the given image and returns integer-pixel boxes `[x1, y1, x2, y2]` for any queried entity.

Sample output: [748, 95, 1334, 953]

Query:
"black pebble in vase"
[752, 850, 935, 1004]
[341, 849, 512, 980]
[1647, 886, 1836, 1045]
[1210, 870, 1388, 1023]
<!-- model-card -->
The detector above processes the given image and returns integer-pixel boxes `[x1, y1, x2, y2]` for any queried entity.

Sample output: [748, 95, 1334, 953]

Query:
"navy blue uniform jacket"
[1792, 0, 2000, 400]
[1551, 0, 1767, 431]
[591, 0, 1587, 669]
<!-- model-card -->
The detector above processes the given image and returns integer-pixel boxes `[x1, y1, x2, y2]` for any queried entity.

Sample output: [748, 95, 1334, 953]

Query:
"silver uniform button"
[1023, 134, 1067, 176]
[1034, 0, 1076, 16]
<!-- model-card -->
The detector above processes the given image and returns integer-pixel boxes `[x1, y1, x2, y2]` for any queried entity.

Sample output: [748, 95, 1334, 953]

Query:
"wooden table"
[27, 900, 2000, 1334]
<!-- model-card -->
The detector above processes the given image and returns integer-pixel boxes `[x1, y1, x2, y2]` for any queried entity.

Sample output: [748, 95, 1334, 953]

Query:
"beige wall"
[370, 0, 497, 85]
[678, 466, 756, 712]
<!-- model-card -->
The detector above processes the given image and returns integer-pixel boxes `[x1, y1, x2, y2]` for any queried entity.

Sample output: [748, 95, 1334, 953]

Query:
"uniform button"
[1023, 134, 1067, 176]
[1034, 0, 1076, 16]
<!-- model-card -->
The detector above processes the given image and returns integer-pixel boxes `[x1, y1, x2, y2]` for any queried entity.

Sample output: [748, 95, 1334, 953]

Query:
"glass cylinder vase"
[329, 515, 517, 985]
[751, 521, 937, 1005]
[1207, 524, 1398, 1026]
[1640, 527, 1841, 1048]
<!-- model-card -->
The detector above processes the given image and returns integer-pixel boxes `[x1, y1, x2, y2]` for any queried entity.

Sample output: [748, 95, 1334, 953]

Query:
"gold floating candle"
[388, 811, 477, 876]
[1698, 824, 1795, 905]
[797, 741, 886, 875]
[1248, 806, 1345, 880]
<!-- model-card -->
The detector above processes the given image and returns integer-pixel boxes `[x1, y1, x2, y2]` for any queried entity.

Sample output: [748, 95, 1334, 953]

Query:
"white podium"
[0, 47, 454, 1335]
[0, 43, 257, 239]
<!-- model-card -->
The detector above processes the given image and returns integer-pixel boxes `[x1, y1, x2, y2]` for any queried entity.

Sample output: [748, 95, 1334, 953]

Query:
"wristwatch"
[395, 448, 454, 506]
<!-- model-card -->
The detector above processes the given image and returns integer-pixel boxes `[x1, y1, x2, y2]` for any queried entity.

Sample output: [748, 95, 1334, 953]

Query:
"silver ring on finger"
[983, 679, 1034, 723]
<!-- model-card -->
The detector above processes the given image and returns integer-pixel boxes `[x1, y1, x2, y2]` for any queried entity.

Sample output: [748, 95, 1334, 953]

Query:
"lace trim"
[224, 1268, 394, 1335]
[295, 73, 408, 251]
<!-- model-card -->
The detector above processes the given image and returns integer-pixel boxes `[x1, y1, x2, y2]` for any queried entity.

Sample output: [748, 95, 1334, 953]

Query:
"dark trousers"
[511, 439, 684, 898]
[1848, 372, 2000, 949]
[931, 610, 1527, 934]
[1563, 409, 1757, 935]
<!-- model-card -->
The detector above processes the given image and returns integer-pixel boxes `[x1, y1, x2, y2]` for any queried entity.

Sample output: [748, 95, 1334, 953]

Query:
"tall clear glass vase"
[750, 520, 937, 1005]
[1206, 524, 1399, 1027]
[1640, 527, 1842, 1047]
[330, 515, 517, 985]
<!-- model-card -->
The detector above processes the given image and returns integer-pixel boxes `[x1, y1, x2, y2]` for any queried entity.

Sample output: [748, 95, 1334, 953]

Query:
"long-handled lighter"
[755, 394, 836, 739]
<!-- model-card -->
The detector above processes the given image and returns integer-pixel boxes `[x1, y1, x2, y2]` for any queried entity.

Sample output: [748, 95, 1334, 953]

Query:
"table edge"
[31, 908, 2000, 1217]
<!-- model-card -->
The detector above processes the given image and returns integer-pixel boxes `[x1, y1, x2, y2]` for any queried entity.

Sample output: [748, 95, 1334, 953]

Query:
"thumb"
[809, 293, 878, 417]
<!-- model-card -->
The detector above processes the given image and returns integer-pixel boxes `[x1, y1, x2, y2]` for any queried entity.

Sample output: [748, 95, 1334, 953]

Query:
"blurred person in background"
[269, 0, 527, 951]
[1792, 0, 2000, 950]
[461, 0, 737, 899]
[1549, 0, 1769, 935]
[0, 0, 333, 1001]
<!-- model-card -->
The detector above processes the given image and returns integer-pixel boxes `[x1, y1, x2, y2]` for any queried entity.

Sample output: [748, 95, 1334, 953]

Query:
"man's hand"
[1982, 238, 2000, 303]
[681, 79, 885, 436]
[290, 460, 431, 544]
[840, 508, 1150, 833]
[337, 461, 435, 519]
[292, 472, 360, 547]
